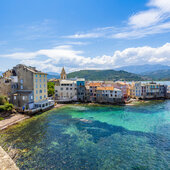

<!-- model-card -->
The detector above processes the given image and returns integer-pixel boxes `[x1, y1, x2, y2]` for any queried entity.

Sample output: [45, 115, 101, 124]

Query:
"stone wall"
[0, 146, 19, 170]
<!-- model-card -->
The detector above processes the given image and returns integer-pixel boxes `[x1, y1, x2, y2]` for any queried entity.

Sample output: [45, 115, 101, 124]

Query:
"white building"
[55, 79, 77, 102]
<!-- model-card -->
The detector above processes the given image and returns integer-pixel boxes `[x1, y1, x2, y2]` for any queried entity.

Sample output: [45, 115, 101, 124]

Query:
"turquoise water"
[0, 101, 170, 169]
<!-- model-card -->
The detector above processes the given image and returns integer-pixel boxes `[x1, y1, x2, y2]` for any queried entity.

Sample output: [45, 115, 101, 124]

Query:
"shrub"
[0, 103, 14, 112]
[0, 96, 8, 105]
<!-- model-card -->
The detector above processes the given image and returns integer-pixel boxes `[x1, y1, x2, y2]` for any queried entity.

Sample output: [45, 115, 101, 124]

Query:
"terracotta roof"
[115, 81, 127, 85]
[97, 86, 114, 91]
[89, 82, 102, 87]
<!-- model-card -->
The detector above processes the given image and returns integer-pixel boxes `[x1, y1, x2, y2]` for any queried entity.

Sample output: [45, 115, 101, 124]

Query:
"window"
[44, 84, 46, 88]
[36, 84, 38, 88]
[61, 88, 63, 90]
[22, 96, 25, 100]
[40, 90, 42, 93]
[40, 96, 42, 99]
[40, 84, 41, 88]
[66, 88, 69, 90]
[44, 89, 46, 92]
[44, 75, 45, 77]
[44, 95, 46, 98]
[39, 75, 41, 78]
[40, 79, 41, 82]
[30, 96, 33, 100]
[21, 85, 23, 90]
[36, 79, 38, 83]
[20, 79, 23, 84]
[44, 79, 45, 82]
[70, 88, 72, 90]
[14, 96, 16, 100]
[36, 96, 38, 100]
[36, 75, 38, 77]
[36, 90, 38, 94]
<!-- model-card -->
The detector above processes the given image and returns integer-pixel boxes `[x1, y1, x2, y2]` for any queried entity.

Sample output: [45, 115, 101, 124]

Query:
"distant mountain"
[142, 69, 170, 81]
[47, 74, 60, 80]
[46, 72, 60, 80]
[46, 72, 60, 76]
[67, 70, 145, 81]
[116, 64, 170, 74]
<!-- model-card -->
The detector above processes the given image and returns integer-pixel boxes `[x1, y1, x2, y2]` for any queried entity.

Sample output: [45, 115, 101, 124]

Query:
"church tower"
[60, 67, 67, 79]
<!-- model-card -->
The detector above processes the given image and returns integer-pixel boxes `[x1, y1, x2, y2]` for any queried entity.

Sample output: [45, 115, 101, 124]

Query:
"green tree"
[47, 82, 55, 97]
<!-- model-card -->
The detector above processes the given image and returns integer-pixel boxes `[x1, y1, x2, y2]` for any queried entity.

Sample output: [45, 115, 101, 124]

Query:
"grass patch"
[0, 117, 4, 120]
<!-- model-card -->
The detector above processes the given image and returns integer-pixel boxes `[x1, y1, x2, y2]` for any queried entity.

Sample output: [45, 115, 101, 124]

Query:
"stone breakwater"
[0, 146, 19, 170]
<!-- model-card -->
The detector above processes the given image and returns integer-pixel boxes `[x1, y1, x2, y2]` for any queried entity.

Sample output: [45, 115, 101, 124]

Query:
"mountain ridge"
[115, 64, 170, 74]
[67, 69, 145, 81]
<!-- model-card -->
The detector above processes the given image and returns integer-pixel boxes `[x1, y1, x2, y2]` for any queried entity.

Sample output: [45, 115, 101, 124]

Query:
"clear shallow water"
[0, 101, 170, 169]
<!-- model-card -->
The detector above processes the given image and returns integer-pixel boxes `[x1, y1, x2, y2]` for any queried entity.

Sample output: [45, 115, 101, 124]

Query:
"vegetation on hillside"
[142, 69, 170, 81]
[67, 70, 144, 81]
[47, 82, 55, 97]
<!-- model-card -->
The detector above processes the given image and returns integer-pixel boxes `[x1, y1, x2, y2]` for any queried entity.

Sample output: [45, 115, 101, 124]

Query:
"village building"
[0, 64, 54, 111]
[55, 79, 77, 102]
[113, 81, 130, 98]
[96, 86, 123, 104]
[54, 68, 79, 102]
[89, 82, 102, 102]
[77, 78, 85, 102]
[130, 81, 167, 99]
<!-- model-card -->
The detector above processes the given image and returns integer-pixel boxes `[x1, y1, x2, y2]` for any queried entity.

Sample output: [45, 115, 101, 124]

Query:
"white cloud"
[65, 32, 103, 39]
[66, 0, 170, 39]
[0, 43, 170, 72]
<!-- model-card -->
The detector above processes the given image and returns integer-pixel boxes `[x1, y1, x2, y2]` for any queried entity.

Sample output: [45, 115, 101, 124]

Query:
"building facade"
[77, 78, 85, 102]
[1, 64, 50, 110]
[130, 81, 167, 99]
[89, 82, 102, 102]
[55, 80, 77, 102]
[96, 86, 123, 104]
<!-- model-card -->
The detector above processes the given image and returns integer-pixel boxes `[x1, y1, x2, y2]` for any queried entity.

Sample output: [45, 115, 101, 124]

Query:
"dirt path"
[0, 114, 29, 130]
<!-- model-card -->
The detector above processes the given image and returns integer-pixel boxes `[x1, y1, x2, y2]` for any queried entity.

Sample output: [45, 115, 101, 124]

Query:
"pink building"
[113, 82, 130, 98]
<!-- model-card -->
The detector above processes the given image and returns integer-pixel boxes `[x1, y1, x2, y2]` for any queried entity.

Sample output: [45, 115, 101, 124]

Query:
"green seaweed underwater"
[0, 100, 170, 170]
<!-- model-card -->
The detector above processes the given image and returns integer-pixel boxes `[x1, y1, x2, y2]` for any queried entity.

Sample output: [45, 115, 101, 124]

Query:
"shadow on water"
[75, 119, 170, 151]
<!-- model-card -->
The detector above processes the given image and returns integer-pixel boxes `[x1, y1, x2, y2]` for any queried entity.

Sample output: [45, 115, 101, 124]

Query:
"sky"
[0, 0, 170, 73]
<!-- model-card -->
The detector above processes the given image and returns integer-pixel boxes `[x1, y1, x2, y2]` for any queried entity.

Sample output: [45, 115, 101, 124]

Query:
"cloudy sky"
[0, 0, 170, 73]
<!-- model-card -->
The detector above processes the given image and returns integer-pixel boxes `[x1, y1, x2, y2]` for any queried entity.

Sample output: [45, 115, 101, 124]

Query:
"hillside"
[115, 64, 170, 74]
[67, 70, 145, 81]
[142, 69, 170, 80]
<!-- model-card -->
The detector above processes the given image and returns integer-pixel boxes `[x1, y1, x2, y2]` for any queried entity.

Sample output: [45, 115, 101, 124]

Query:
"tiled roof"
[89, 82, 102, 87]
[97, 86, 114, 91]
[115, 81, 127, 85]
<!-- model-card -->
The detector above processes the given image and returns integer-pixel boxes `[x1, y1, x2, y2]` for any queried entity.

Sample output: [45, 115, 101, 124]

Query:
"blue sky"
[0, 0, 170, 73]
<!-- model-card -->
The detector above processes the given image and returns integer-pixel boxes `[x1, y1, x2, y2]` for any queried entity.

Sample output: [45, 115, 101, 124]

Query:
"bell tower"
[60, 67, 67, 79]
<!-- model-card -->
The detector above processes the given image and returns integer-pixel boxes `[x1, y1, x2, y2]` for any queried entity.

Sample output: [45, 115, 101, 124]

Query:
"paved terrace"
[0, 114, 29, 130]
[0, 146, 19, 170]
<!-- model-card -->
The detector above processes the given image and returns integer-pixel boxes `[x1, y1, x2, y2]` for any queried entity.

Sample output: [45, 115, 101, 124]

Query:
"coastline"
[0, 104, 65, 131]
